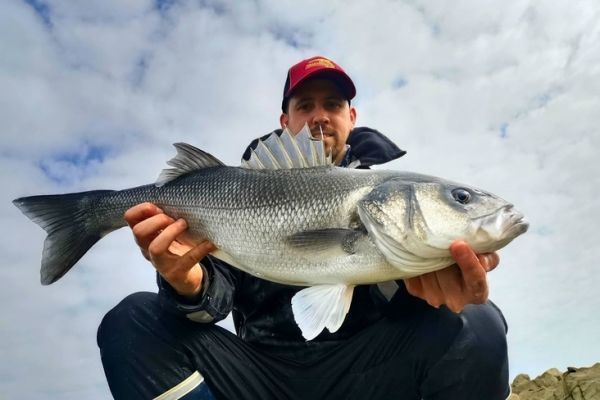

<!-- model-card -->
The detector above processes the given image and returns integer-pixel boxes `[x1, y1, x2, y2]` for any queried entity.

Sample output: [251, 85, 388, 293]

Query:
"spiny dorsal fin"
[241, 123, 333, 169]
[156, 142, 225, 187]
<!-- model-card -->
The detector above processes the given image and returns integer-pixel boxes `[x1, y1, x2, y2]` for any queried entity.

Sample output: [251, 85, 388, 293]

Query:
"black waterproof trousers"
[98, 289, 509, 400]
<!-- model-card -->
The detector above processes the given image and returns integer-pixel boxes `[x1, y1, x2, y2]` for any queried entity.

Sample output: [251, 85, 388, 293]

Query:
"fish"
[13, 124, 529, 340]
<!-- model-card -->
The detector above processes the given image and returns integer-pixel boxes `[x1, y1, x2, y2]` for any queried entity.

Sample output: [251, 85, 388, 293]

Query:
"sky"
[1, 0, 599, 398]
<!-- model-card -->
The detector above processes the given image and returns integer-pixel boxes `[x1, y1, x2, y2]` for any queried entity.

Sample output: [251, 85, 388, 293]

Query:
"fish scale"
[76, 165, 392, 285]
[151, 166, 389, 283]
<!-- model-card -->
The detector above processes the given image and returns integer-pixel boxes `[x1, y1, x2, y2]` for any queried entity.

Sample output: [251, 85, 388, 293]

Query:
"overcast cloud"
[1, 1, 599, 398]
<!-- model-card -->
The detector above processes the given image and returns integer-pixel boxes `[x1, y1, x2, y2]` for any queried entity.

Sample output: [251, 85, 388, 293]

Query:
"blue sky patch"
[270, 25, 311, 49]
[393, 77, 408, 89]
[37, 143, 111, 185]
[24, 0, 52, 28]
[500, 122, 509, 138]
[155, 0, 226, 15]
[155, 0, 178, 13]
[536, 93, 551, 107]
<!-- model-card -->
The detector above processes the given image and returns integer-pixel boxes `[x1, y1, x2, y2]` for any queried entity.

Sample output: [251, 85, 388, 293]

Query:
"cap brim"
[285, 69, 356, 100]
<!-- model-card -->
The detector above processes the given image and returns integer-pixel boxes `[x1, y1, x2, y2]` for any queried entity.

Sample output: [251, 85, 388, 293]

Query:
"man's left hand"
[403, 241, 500, 313]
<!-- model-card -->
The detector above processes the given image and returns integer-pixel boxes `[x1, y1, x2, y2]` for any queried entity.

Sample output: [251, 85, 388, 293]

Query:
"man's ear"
[350, 106, 357, 127]
[280, 113, 289, 129]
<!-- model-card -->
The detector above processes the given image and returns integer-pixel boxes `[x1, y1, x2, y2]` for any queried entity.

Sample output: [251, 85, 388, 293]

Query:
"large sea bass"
[13, 125, 528, 339]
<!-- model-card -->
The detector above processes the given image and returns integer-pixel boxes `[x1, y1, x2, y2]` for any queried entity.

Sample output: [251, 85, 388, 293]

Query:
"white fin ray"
[242, 123, 332, 170]
[156, 143, 224, 187]
[297, 125, 328, 167]
[263, 132, 294, 168]
[253, 140, 281, 169]
[279, 129, 307, 167]
[291, 284, 355, 340]
[295, 127, 317, 166]
[240, 152, 265, 169]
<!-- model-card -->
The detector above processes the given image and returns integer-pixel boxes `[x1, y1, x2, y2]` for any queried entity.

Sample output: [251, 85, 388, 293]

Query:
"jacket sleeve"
[157, 256, 238, 323]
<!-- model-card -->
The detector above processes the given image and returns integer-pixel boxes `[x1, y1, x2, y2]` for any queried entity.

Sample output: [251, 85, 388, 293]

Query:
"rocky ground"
[508, 363, 600, 400]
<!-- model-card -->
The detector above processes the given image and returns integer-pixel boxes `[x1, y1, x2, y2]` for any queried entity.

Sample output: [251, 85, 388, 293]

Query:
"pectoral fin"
[285, 228, 365, 257]
[291, 284, 355, 340]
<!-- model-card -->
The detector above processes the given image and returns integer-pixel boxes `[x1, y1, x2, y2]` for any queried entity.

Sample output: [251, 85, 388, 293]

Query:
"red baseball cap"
[282, 56, 356, 111]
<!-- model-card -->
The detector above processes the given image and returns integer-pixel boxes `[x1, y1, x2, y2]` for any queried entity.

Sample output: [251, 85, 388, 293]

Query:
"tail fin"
[13, 190, 119, 285]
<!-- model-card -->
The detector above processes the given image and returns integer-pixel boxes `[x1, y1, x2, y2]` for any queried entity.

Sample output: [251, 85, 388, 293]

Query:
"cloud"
[2, 0, 600, 398]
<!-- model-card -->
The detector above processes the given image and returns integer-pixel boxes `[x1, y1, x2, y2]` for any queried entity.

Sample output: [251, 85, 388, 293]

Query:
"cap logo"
[305, 58, 336, 70]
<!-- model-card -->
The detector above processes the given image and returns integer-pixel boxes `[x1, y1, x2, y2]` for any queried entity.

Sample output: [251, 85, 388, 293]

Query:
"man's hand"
[124, 203, 216, 298]
[403, 241, 500, 313]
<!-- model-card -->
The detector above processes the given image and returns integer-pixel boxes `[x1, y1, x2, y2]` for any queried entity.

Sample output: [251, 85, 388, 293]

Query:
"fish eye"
[452, 188, 472, 204]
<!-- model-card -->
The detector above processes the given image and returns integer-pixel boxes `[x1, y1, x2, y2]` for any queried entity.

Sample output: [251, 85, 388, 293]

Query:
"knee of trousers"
[444, 302, 508, 390]
[97, 291, 160, 350]
[460, 301, 509, 374]
[429, 302, 510, 398]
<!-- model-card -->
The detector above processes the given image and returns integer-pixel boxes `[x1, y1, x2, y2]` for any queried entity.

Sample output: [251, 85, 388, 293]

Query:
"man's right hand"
[124, 203, 216, 299]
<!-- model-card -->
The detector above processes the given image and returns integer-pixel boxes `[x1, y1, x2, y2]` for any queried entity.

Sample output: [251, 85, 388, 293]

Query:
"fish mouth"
[505, 214, 529, 236]
[475, 204, 529, 241]
[502, 207, 529, 232]
[468, 207, 528, 253]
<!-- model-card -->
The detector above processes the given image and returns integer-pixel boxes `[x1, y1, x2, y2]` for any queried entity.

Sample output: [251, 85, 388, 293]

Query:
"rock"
[545, 368, 562, 378]
[563, 363, 600, 400]
[510, 363, 600, 400]
[512, 373, 532, 393]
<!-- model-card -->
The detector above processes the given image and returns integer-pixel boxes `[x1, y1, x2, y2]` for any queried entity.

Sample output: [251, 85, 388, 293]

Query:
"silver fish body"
[114, 166, 403, 286]
[13, 127, 528, 339]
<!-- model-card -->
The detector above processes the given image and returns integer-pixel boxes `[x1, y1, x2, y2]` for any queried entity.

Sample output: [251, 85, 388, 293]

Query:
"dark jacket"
[158, 127, 406, 344]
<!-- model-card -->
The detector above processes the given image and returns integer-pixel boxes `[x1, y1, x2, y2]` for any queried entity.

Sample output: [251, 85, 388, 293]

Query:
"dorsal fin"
[241, 123, 332, 169]
[156, 142, 225, 187]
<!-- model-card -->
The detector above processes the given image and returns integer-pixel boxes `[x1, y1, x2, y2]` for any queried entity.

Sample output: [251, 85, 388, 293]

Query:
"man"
[98, 56, 509, 399]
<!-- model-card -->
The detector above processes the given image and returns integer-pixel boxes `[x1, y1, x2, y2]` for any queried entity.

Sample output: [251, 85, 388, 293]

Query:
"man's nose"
[311, 107, 330, 125]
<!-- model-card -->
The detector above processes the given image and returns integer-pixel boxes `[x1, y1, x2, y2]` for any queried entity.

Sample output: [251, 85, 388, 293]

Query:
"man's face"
[280, 79, 357, 165]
